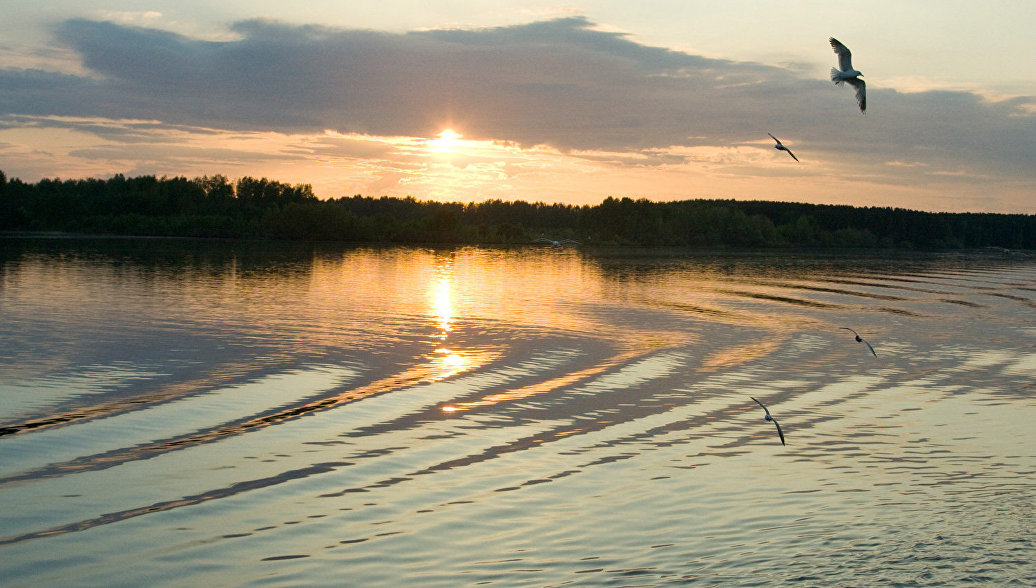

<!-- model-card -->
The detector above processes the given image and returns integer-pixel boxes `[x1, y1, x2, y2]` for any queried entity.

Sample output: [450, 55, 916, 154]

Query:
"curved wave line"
[0, 461, 351, 546]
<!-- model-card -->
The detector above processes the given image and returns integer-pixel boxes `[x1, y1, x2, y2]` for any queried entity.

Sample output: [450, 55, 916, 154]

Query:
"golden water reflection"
[2, 241, 1034, 588]
[431, 273, 452, 341]
[428, 253, 467, 380]
[440, 347, 651, 414]
[432, 347, 469, 381]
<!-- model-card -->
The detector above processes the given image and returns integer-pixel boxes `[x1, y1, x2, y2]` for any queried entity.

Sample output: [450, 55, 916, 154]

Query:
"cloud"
[96, 11, 164, 27]
[0, 16, 1033, 210]
[3, 18, 1017, 142]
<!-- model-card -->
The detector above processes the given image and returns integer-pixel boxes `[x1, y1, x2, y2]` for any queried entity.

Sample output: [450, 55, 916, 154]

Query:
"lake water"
[1, 238, 1033, 586]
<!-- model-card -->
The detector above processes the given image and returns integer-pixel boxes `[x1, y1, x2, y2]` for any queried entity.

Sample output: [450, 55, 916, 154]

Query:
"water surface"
[1, 239, 1033, 586]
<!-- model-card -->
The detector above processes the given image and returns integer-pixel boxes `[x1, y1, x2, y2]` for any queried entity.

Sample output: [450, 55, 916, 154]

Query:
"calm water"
[1, 239, 1033, 586]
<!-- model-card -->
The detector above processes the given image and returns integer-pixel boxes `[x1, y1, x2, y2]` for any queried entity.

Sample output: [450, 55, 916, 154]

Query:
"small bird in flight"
[751, 396, 785, 446]
[534, 237, 580, 247]
[829, 37, 866, 112]
[841, 327, 877, 357]
[768, 133, 799, 162]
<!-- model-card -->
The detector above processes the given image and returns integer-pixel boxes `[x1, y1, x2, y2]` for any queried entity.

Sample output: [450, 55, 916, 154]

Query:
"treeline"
[1, 171, 1033, 249]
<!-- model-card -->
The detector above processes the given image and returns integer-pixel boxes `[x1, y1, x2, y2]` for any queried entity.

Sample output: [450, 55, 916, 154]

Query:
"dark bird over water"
[534, 237, 581, 247]
[767, 133, 799, 162]
[751, 396, 785, 446]
[842, 327, 877, 357]
[829, 37, 866, 112]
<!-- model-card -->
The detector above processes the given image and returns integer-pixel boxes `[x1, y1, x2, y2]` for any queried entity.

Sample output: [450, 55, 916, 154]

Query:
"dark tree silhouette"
[0, 171, 1032, 249]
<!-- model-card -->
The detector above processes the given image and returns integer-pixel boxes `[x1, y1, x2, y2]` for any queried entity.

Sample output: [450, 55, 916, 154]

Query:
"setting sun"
[429, 129, 462, 153]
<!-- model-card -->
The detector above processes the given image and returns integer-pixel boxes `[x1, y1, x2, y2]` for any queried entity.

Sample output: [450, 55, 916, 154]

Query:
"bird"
[829, 37, 866, 112]
[768, 133, 799, 162]
[751, 396, 785, 446]
[533, 237, 580, 247]
[841, 327, 877, 357]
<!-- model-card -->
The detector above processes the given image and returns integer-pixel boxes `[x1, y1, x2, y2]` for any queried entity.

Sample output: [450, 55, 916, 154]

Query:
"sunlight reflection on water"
[0, 240, 1033, 586]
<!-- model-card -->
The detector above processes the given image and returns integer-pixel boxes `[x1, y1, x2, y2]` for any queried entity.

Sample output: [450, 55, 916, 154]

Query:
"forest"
[1, 171, 1033, 249]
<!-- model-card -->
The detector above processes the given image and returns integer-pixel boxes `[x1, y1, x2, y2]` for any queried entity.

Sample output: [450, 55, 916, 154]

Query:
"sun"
[429, 129, 462, 153]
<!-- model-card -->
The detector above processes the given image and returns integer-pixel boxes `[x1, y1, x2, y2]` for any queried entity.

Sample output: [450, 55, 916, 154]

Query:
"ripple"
[0, 244, 1033, 587]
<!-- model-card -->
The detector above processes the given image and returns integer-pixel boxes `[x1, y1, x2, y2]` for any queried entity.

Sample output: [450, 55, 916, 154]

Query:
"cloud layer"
[1, 16, 1033, 210]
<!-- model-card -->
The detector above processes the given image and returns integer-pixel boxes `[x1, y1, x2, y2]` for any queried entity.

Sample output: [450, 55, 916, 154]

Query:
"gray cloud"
[0, 16, 1033, 185]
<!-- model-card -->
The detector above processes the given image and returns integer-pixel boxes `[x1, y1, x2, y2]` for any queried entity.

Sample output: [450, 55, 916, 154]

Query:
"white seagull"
[767, 133, 799, 162]
[829, 37, 866, 112]
[751, 396, 785, 446]
[534, 237, 580, 247]
[841, 327, 877, 357]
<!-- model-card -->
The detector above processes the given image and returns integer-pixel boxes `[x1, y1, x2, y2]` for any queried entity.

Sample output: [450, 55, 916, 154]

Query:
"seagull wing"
[767, 132, 780, 144]
[841, 327, 859, 337]
[750, 396, 770, 418]
[830, 37, 854, 72]
[786, 148, 799, 162]
[862, 338, 877, 357]
[751, 397, 784, 445]
[846, 77, 866, 112]
[771, 417, 786, 446]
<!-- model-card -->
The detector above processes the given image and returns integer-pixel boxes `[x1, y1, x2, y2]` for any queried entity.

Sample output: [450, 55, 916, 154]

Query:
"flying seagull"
[767, 133, 799, 162]
[829, 37, 866, 112]
[841, 327, 877, 357]
[750, 396, 785, 446]
[534, 237, 580, 247]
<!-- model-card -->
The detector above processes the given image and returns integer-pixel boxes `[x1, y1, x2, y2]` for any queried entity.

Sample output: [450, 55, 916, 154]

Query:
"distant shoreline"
[2, 173, 1034, 249]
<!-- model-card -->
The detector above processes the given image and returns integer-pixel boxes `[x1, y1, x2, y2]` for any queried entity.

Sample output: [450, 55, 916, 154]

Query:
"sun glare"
[432, 275, 452, 338]
[429, 129, 462, 153]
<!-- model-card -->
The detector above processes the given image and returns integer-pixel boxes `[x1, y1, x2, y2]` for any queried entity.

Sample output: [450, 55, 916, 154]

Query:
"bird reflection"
[751, 396, 785, 446]
[841, 327, 876, 357]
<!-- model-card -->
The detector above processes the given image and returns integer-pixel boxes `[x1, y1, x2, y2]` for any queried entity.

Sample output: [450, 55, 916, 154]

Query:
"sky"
[1, 1, 1033, 213]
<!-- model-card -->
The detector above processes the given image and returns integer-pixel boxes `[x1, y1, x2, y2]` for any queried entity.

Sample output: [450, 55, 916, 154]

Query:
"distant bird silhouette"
[841, 327, 877, 357]
[534, 237, 580, 247]
[750, 396, 785, 446]
[829, 37, 866, 112]
[767, 133, 799, 162]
